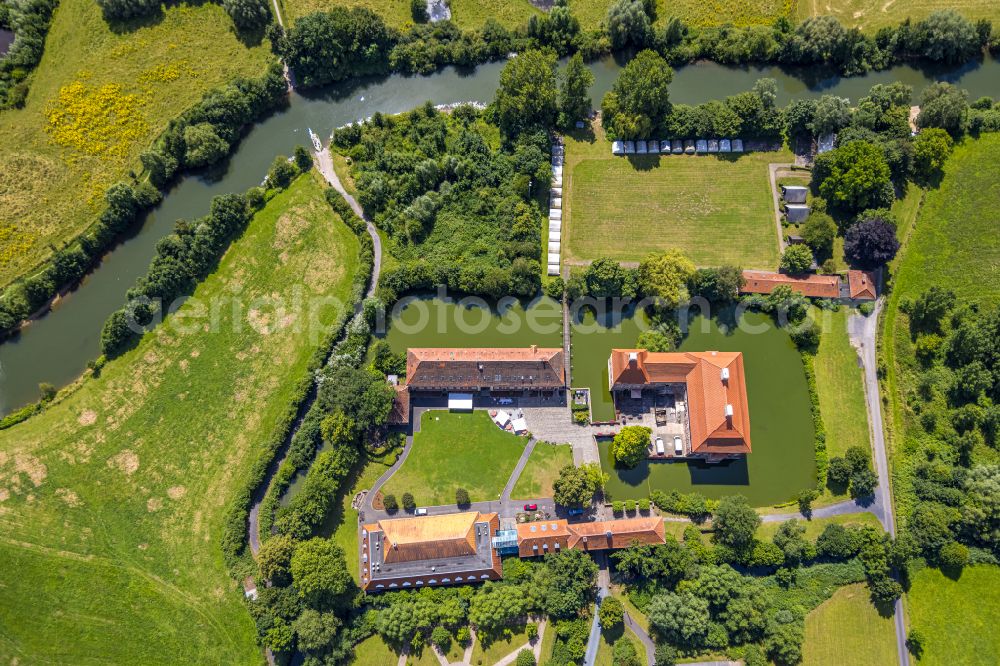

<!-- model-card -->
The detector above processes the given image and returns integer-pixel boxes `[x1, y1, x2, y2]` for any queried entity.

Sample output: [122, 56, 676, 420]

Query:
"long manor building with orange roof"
[608, 349, 752, 461]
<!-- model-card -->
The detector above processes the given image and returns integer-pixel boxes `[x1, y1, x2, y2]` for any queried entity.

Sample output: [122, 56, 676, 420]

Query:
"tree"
[784, 98, 817, 139]
[553, 464, 596, 507]
[713, 495, 760, 551]
[402, 492, 416, 512]
[266, 155, 298, 189]
[183, 123, 228, 168]
[559, 53, 594, 128]
[281, 7, 394, 87]
[797, 488, 818, 517]
[849, 467, 878, 498]
[431, 626, 452, 651]
[636, 329, 674, 352]
[584, 257, 636, 298]
[765, 619, 804, 665]
[906, 628, 925, 658]
[599, 596, 624, 629]
[802, 212, 836, 259]
[258, 534, 296, 583]
[917, 82, 968, 136]
[516, 648, 537, 666]
[96, 0, 160, 21]
[533, 549, 598, 618]
[292, 609, 340, 653]
[918, 10, 982, 64]
[691, 564, 745, 610]
[811, 95, 851, 136]
[827, 456, 852, 488]
[613, 638, 640, 666]
[905, 286, 954, 333]
[293, 145, 313, 172]
[779, 245, 814, 274]
[647, 591, 710, 647]
[376, 595, 438, 644]
[606, 0, 652, 50]
[816, 523, 860, 559]
[601, 50, 673, 139]
[382, 493, 399, 513]
[290, 538, 354, 606]
[912, 127, 954, 183]
[611, 426, 651, 469]
[264, 619, 294, 652]
[638, 250, 696, 309]
[223, 0, 271, 31]
[410, 0, 427, 23]
[772, 519, 815, 565]
[815, 141, 893, 214]
[469, 583, 528, 632]
[690, 266, 743, 303]
[456, 487, 471, 507]
[495, 50, 558, 141]
[938, 540, 969, 569]
[654, 644, 677, 666]
[844, 216, 899, 268]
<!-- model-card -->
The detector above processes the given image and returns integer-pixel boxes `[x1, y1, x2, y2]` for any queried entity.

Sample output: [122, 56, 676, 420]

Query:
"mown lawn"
[471, 622, 536, 665]
[594, 625, 646, 666]
[796, 0, 1000, 30]
[571, 0, 795, 30]
[563, 123, 784, 268]
[813, 306, 870, 501]
[801, 583, 896, 665]
[382, 411, 527, 506]
[756, 511, 882, 541]
[510, 442, 574, 500]
[0, 174, 359, 663]
[907, 565, 1000, 665]
[0, 0, 273, 287]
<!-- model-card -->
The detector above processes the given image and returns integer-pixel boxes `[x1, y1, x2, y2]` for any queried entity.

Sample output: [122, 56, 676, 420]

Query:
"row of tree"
[0, 0, 57, 108]
[96, 0, 272, 32]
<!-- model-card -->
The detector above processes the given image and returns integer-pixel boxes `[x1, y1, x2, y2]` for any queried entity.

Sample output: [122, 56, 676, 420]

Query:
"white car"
[655, 437, 665, 455]
[674, 436, 683, 455]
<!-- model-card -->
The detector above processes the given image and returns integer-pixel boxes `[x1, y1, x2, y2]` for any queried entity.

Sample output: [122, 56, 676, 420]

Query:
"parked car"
[674, 436, 683, 455]
[415, 508, 427, 516]
[524, 503, 538, 511]
[655, 437, 665, 455]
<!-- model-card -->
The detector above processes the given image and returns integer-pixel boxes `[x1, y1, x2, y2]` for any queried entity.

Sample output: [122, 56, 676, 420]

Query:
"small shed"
[720, 139, 732, 152]
[548, 252, 560, 264]
[548, 263, 561, 276]
[672, 140, 684, 154]
[552, 165, 563, 177]
[550, 197, 562, 209]
[636, 140, 647, 154]
[624, 141, 635, 154]
[785, 204, 810, 223]
[647, 140, 659, 154]
[548, 241, 560, 253]
[707, 139, 719, 153]
[551, 186, 562, 197]
[661, 140, 672, 153]
[787, 234, 806, 245]
[817, 133, 836, 153]
[512, 417, 528, 434]
[449, 393, 474, 411]
[549, 230, 561, 242]
[549, 209, 562, 221]
[549, 220, 562, 232]
[684, 140, 696, 154]
[732, 139, 744, 153]
[781, 185, 808, 204]
[612, 140, 624, 155]
[696, 139, 708, 152]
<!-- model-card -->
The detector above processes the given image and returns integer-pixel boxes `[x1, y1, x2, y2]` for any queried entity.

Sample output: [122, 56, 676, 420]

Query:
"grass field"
[801, 583, 896, 665]
[0, 0, 273, 287]
[907, 565, 1000, 665]
[813, 306, 870, 471]
[796, 0, 1000, 30]
[563, 123, 784, 268]
[471, 622, 536, 665]
[280, 0, 540, 28]
[510, 442, 574, 500]
[756, 511, 882, 541]
[382, 411, 527, 506]
[0, 174, 358, 663]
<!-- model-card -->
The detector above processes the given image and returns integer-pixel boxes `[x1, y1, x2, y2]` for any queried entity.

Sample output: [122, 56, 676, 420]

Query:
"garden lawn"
[0, 175, 359, 663]
[796, 0, 1000, 30]
[812, 306, 869, 501]
[471, 622, 536, 665]
[907, 565, 1000, 665]
[0, 0, 273, 287]
[351, 635, 399, 666]
[563, 124, 784, 269]
[382, 411, 528, 506]
[594, 626, 646, 666]
[756, 511, 882, 541]
[510, 442, 574, 500]
[801, 583, 896, 665]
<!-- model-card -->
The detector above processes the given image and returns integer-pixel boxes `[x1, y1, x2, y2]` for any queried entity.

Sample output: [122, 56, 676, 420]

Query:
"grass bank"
[0, 0, 273, 286]
[801, 583, 896, 665]
[382, 411, 528, 506]
[797, 0, 1000, 30]
[563, 123, 784, 269]
[0, 174, 359, 662]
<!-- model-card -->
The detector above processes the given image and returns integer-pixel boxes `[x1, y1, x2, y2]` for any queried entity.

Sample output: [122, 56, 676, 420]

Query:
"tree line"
[0, 0, 57, 109]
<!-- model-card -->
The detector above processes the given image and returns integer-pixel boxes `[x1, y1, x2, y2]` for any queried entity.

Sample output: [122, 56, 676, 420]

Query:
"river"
[2, 55, 999, 414]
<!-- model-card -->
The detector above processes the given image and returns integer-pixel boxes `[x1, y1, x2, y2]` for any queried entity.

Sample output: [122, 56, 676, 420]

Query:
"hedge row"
[0, 0, 58, 109]
[0, 63, 288, 339]
[221, 183, 374, 573]
[801, 352, 829, 489]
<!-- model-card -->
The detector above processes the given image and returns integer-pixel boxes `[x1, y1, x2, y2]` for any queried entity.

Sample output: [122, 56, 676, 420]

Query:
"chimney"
[628, 352, 638, 367]
[721, 367, 730, 382]
[725, 404, 734, 425]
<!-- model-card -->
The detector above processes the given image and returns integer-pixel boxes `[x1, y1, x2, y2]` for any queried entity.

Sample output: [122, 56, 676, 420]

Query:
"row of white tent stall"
[612, 138, 745, 156]
[548, 141, 563, 277]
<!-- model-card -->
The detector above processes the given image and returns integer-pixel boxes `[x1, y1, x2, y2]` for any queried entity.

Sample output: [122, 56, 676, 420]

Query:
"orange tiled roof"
[375, 512, 479, 563]
[847, 270, 877, 300]
[516, 518, 666, 555]
[609, 350, 751, 454]
[388, 384, 410, 424]
[740, 270, 840, 298]
[406, 347, 565, 390]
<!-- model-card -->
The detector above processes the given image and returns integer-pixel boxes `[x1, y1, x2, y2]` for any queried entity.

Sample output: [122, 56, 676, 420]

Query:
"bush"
[456, 487, 471, 507]
[572, 410, 590, 425]
[599, 596, 624, 629]
[938, 541, 969, 569]
[638, 498, 650, 512]
[402, 492, 416, 512]
[515, 648, 536, 666]
[526, 622, 538, 641]
[612, 500, 625, 514]
[859, 302, 875, 316]
[382, 493, 399, 513]
[431, 626, 452, 651]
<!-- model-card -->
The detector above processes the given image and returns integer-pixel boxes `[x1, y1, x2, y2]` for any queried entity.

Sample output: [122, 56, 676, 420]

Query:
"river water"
[2, 55, 998, 414]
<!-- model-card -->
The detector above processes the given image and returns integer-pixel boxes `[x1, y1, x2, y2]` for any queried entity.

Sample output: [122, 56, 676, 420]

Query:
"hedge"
[801, 353, 829, 489]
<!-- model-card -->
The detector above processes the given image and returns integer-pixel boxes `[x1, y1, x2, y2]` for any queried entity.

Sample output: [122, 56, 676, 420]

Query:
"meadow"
[510, 442, 575, 500]
[280, 0, 541, 27]
[0, 174, 359, 663]
[563, 125, 784, 269]
[0, 0, 273, 287]
[796, 0, 1000, 30]
[800, 583, 896, 665]
[382, 411, 528, 506]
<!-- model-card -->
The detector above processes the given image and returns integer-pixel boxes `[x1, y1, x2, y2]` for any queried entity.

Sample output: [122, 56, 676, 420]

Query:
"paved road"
[849, 299, 909, 666]
[624, 611, 656, 666]
[584, 554, 611, 666]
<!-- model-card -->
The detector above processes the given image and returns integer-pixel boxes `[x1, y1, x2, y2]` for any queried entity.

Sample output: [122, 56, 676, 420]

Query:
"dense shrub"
[0, 0, 57, 108]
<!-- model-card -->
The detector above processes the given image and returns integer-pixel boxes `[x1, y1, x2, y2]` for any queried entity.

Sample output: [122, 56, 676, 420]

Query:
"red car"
[524, 503, 538, 511]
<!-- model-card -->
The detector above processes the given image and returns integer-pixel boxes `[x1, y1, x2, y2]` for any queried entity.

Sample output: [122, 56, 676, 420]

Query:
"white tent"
[548, 252, 560, 264]
[612, 140, 624, 155]
[550, 197, 562, 209]
[547, 263, 560, 276]
[636, 140, 647, 154]
[707, 139, 719, 153]
[548, 241, 560, 253]
[647, 140, 659, 154]
[732, 139, 744, 153]
[549, 209, 562, 220]
[696, 139, 708, 152]
[512, 417, 528, 434]
[449, 393, 474, 411]
[492, 409, 511, 427]
[720, 139, 732, 152]
[624, 141, 635, 154]
[552, 165, 563, 177]
[549, 230, 561, 242]
[549, 221, 562, 232]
